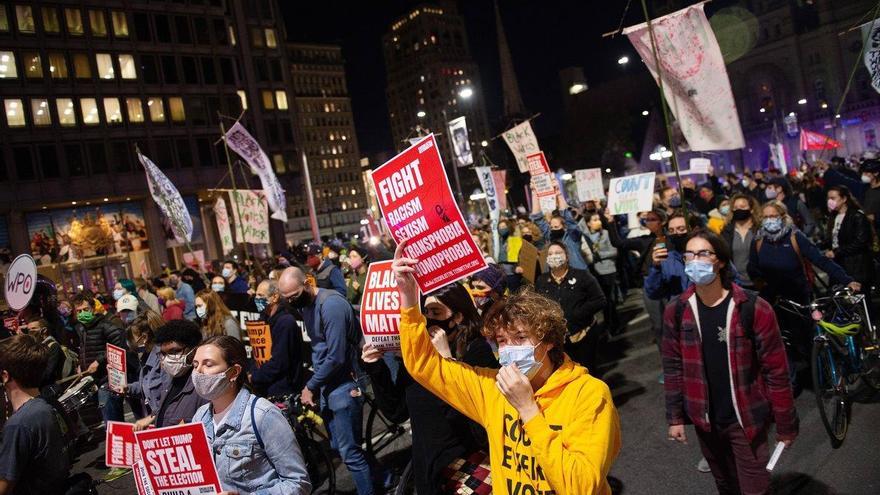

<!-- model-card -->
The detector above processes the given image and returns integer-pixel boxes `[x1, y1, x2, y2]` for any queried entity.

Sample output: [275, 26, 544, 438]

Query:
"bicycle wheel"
[300, 435, 336, 495]
[811, 339, 848, 448]
[365, 405, 407, 460]
[394, 460, 416, 495]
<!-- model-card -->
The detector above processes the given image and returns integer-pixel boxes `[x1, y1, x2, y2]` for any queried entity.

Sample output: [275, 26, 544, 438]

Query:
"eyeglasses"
[683, 250, 716, 262]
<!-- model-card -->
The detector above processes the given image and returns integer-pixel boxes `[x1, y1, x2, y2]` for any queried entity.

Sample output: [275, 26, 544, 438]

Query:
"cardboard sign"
[135, 422, 221, 495]
[501, 121, 540, 173]
[371, 134, 487, 293]
[526, 152, 550, 177]
[359, 261, 404, 351]
[575, 168, 605, 202]
[518, 241, 540, 283]
[4, 254, 37, 311]
[106, 421, 141, 468]
[690, 157, 710, 174]
[532, 173, 557, 214]
[245, 320, 273, 367]
[106, 344, 127, 394]
[607, 172, 656, 215]
[133, 459, 156, 495]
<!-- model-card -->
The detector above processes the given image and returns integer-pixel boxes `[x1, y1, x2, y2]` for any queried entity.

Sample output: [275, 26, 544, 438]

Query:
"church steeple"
[495, 0, 527, 119]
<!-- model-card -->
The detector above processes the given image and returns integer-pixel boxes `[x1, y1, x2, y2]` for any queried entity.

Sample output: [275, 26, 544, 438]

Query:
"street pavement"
[82, 289, 880, 494]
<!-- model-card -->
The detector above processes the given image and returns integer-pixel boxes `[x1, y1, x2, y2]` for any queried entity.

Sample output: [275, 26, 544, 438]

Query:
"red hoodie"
[162, 300, 185, 322]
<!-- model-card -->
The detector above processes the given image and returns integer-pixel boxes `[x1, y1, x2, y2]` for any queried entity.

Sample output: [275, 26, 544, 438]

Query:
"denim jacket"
[128, 346, 170, 416]
[193, 388, 311, 495]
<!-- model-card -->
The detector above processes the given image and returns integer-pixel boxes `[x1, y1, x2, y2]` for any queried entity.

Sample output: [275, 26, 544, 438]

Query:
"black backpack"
[672, 289, 758, 340]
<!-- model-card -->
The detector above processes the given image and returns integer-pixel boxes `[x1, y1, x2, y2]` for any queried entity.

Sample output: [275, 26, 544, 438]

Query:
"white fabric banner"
[624, 3, 744, 151]
[230, 190, 270, 245]
[862, 19, 880, 94]
[448, 116, 474, 168]
[475, 166, 501, 218]
[214, 196, 234, 255]
[501, 121, 540, 173]
[223, 122, 288, 222]
[137, 150, 193, 244]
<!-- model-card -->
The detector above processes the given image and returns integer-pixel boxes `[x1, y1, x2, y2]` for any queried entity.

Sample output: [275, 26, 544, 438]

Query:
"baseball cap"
[116, 294, 138, 313]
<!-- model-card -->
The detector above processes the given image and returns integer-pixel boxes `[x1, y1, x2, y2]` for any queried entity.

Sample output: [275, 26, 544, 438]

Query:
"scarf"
[756, 219, 794, 243]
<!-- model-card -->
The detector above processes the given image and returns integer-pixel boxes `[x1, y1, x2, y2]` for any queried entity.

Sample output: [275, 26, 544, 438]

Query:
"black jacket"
[827, 208, 874, 283]
[249, 305, 305, 396]
[75, 314, 126, 386]
[535, 268, 606, 335]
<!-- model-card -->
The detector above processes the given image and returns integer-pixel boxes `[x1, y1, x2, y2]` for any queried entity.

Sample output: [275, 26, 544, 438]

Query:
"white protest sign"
[106, 344, 127, 394]
[214, 197, 234, 255]
[4, 254, 37, 311]
[575, 168, 605, 201]
[359, 261, 404, 351]
[607, 172, 656, 215]
[501, 121, 540, 173]
[230, 190, 270, 244]
[532, 173, 557, 214]
[690, 157, 710, 174]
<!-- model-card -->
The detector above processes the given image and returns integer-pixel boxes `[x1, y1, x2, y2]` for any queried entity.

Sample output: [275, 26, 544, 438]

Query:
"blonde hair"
[156, 286, 178, 303]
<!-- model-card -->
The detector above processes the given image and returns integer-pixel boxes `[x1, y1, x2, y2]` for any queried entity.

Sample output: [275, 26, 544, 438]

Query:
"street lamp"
[458, 87, 473, 99]
[569, 83, 587, 95]
[416, 110, 426, 118]
[618, 56, 630, 65]
[641, 110, 649, 116]
[480, 140, 489, 147]
[798, 98, 807, 105]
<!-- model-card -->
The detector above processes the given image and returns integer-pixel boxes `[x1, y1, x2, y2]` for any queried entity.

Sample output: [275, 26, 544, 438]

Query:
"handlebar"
[780, 287, 857, 313]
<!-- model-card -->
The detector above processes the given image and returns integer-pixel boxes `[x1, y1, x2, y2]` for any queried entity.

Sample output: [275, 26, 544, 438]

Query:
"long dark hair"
[686, 229, 735, 289]
[828, 185, 863, 211]
[199, 335, 249, 391]
[422, 282, 483, 357]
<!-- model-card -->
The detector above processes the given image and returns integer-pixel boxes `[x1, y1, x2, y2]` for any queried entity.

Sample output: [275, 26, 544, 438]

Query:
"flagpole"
[639, 0, 689, 221]
[233, 159, 262, 262]
[218, 118, 250, 260]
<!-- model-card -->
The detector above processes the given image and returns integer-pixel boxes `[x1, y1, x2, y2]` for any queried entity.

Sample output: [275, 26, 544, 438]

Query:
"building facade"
[382, 2, 490, 203]
[0, 0, 301, 295]
[288, 42, 366, 241]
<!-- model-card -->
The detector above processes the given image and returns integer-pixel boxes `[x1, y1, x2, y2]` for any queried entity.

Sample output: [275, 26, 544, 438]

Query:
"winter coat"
[75, 314, 126, 386]
[532, 209, 589, 270]
[644, 251, 690, 301]
[826, 208, 874, 284]
[161, 300, 185, 321]
[535, 268, 605, 335]
[584, 230, 617, 275]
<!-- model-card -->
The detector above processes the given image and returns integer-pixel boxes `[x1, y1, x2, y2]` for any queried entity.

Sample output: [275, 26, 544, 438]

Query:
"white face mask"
[191, 368, 233, 401]
[546, 254, 567, 269]
[161, 349, 194, 377]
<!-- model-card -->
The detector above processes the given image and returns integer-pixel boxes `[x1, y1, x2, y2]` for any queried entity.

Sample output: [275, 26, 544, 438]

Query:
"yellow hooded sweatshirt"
[399, 305, 621, 495]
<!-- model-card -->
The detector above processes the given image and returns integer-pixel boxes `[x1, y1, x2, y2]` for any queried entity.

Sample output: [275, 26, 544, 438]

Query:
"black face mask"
[288, 289, 315, 308]
[426, 316, 455, 331]
[522, 234, 534, 243]
[669, 234, 688, 252]
[549, 229, 565, 241]
[732, 209, 751, 222]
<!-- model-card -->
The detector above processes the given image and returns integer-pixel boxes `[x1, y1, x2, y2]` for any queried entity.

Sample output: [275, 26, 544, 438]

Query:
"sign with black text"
[360, 261, 405, 351]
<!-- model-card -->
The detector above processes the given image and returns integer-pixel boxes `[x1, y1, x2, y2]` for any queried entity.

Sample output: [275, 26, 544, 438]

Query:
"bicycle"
[363, 392, 409, 461]
[269, 395, 336, 495]
[780, 287, 880, 448]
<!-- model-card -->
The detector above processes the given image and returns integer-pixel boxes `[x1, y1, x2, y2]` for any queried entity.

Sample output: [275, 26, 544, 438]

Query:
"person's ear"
[227, 364, 242, 383]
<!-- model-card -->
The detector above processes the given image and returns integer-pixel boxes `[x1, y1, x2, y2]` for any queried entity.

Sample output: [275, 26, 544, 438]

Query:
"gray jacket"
[154, 370, 208, 428]
[586, 230, 618, 275]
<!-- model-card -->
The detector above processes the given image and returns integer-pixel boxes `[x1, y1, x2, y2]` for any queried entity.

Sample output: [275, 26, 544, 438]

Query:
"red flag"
[800, 129, 841, 150]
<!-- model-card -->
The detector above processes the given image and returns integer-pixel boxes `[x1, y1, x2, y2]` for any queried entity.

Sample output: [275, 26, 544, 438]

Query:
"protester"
[115, 294, 139, 326]
[584, 212, 620, 332]
[393, 240, 620, 494]
[194, 289, 241, 339]
[211, 275, 227, 293]
[306, 244, 347, 296]
[24, 317, 67, 394]
[695, 183, 722, 216]
[133, 319, 207, 430]
[824, 185, 874, 310]
[0, 334, 72, 494]
[644, 211, 691, 302]
[192, 336, 311, 494]
[345, 247, 369, 312]
[169, 270, 196, 320]
[248, 280, 304, 396]
[531, 191, 589, 270]
[279, 266, 374, 495]
[221, 261, 250, 294]
[862, 159, 880, 227]
[765, 177, 816, 237]
[157, 287, 185, 322]
[125, 311, 169, 418]
[469, 263, 509, 314]
[706, 198, 730, 234]
[721, 194, 761, 290]
[135, 277, 162, 314]
[663, 230, 797, 494]
[72, 292, 127, 422]
[535, 242, 606, 371]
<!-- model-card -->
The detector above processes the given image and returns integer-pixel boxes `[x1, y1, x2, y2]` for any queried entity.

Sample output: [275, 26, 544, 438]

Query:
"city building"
[288, 42, 367, 241]
[382, 1, 490, 206]
[0, 0, 301, 295]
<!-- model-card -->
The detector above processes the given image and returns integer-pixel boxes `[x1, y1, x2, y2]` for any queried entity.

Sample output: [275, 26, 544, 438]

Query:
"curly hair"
[481, 287, 567, 368]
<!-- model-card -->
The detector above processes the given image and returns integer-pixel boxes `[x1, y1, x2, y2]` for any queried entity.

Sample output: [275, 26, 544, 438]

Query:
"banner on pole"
[230, 190, 270, 244]
[501, 121, 540, 173]
[224, 122, 288, 222]
[138, 150, 193, 245]
[106, 344, 127, 394]
[370, 134, 487, 293]
[448, 116, 473, 168]
[574, 168, 605, 202]
[863, 19, 880, 94]
[800, 129, 841, 151]
[245, 320, 272, 367]
[531, 173, 557, 214]
[624, 3, 745, 151]
[359, 260, 403, 351]
[474, 166, 501, 217]
[689, 157, 710, 174]
[491, 170, 508, 211]
[526, 152, 550, 177]
[135, 423, 221, 495]
[214, 196, 234, 255]
[106, 421, 141, 468]
[607, 172, 656, 215]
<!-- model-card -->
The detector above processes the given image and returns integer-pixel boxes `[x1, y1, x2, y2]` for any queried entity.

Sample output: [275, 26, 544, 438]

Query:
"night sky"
[280, 1, 734, 156]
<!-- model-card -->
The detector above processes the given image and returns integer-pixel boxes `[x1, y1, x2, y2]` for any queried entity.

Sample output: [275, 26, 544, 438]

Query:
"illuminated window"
[56, 98, 76, 126]
[48, 53, 68, 78]
[237, 89, 248, 110]
[65, 8, 83, 35]
[126, 98, 143, 123]
[118, 54, 136, 79]
[147, 97, 165, 122]
[31, 99, 51, 126]
[0, 6, 8, 32]
[261, 90, 274, 110]
[89, 10, 107, 37]
[23, 52, 42, 78]
[275, 90, 288, 110]
[15, 6, 34, 33]
[103, 97, 122, 124]
[273, 154, 285, 174]
[251, 28, 264, 47]
[111, 11, 128, 37]
[73, 54, 91, 78]
[228, 25, 236, 46]
[265, 28, 277, 48]
[0, 52, 17, 78]
[42, 7, 60, 33]
[96, 53, 114, 79]
[168, 97, 185, 122]
[5, 99, 25, 127]
[81, 98, 100, 125]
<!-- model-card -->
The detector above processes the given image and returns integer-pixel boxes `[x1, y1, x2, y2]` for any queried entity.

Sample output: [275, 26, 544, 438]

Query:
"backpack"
[673, 289, 758, 341]
[45, 337, 78, 379]
[755, 232, 815, 288]
[314, 289, 365, 381]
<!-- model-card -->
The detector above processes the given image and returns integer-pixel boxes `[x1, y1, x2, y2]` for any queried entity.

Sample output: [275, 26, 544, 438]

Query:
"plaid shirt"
[661, 284, 798, 442]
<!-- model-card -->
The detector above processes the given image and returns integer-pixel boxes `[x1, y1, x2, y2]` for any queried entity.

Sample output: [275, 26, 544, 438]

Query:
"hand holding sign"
[392, 240, 420, 310]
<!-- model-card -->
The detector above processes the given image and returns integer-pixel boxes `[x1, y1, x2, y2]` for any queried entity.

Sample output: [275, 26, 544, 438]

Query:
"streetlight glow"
[416, 110, 426, 118]
[759, 108, 766, 113]
[458, 87, 473, 99]
[480, 140, 488, 147]
[641, 110, 649, 116]
[569, 83, 587, 95]
[798, 98, 807, 105]
[618, 56, 629, 65]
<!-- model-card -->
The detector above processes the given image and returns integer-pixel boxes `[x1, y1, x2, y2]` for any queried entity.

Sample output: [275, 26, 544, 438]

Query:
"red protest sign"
[134, 422, 221, 495]
[133, 459, 156, 495]
[106, 344, 127, 394]
[526, 152, 550, 177]
[371, 134, 487, 293]
[105, 421, 141, 468]
[360, 261, 405, 351]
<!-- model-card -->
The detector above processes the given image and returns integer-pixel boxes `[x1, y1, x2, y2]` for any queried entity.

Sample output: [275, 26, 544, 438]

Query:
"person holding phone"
[644, 211, 692, 305]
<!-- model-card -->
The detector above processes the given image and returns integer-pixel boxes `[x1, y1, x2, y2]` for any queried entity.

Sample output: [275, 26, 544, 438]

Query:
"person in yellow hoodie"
[392, 240, 621, 495]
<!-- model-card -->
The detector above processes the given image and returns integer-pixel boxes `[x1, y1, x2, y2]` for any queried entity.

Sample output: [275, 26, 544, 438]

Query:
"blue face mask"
[211, 283, 225, 293]
[499, 227, 510, 237]
[254, 297, 268, 313]
[685, 260, 717, 286]
[762, 217, 783, 233]
[498, 343, 544, 378]
[113, 289, 125, 301]
[668, 196, 682, 208]
[221, 268, 233, 278]
[719, 205, 730, 216]
[765, 188, 778, 200]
